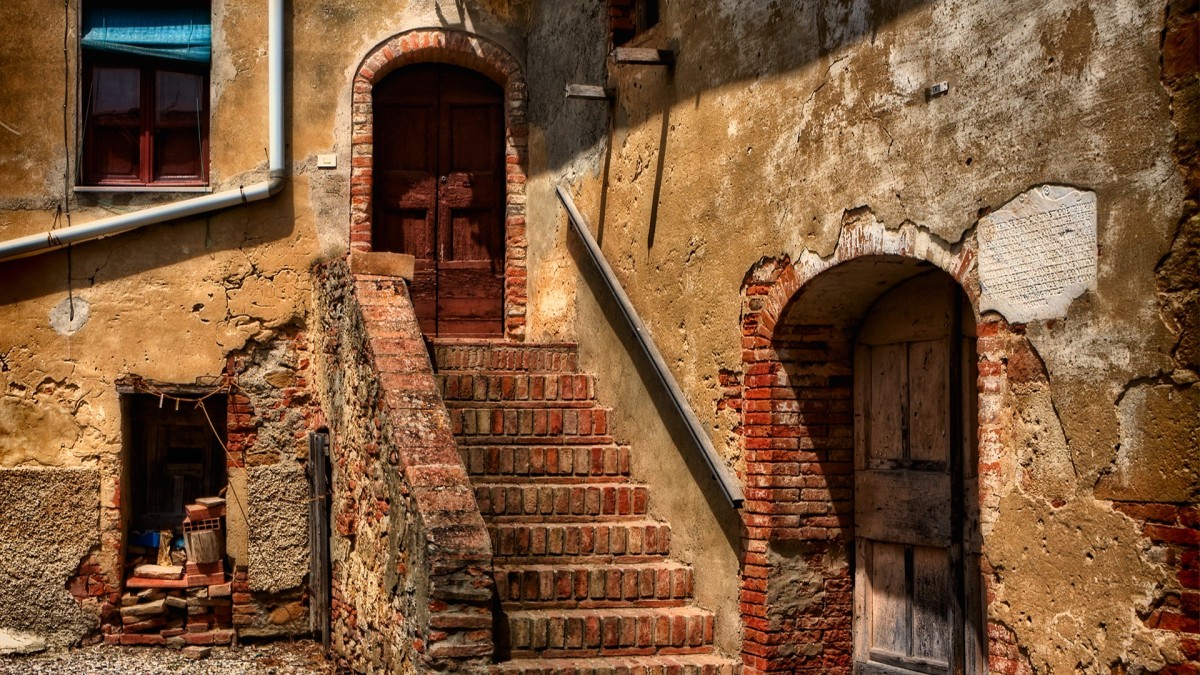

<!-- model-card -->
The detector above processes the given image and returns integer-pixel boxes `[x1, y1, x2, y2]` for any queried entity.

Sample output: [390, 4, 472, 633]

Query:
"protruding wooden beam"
[612, 47, 676, 66]
[565, 84, 615, 101]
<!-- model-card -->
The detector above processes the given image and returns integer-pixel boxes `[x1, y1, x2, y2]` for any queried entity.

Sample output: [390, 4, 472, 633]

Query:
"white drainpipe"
[0, 0, 286, 263]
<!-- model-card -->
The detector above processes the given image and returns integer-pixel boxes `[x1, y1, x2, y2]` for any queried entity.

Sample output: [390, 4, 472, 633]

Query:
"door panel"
[855, 470, 951, 548]
[854, 271, 975, 675]
[373, 64, 505, 336]
[912, 546, 952, 663]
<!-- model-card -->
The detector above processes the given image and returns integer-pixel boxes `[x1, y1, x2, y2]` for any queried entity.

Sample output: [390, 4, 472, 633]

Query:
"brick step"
[494, 562, 694, 608]
[504, 607, 717, 658]
[462, 446, 633, 480]
[489, 653, 742, 675]
[489, 520, 671, 559]
[439, 372, 597, 405]
[476, 482, 648, 519]
[432, 341, 579, 373]
[450, 407, 610, 438]
[458, 434, 617, 447]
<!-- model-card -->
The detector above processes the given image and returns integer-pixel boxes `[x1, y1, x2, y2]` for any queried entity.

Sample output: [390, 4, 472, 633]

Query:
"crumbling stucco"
[988, 495, 1174, 673]
[0, 395, 81, 468]
[247, 463, 310, 594]
[0, 468, 99, 648]
[1096, 381, 1199, 503]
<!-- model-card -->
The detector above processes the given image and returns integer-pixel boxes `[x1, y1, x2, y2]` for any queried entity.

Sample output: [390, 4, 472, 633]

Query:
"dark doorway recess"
[123, 393, 226, 532]
[373, 63, 506, 337]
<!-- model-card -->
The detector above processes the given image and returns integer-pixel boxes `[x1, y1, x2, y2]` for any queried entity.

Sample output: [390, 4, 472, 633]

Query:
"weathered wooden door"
[373, 63, 506, 336]
[852, 272, 982, 674]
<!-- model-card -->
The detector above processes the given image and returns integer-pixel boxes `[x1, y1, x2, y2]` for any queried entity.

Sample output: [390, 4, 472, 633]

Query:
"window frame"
[79, 52, 210, 188]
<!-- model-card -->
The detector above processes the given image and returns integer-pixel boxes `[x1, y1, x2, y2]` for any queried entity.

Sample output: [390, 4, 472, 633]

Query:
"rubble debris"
[114, 496, 233, 648]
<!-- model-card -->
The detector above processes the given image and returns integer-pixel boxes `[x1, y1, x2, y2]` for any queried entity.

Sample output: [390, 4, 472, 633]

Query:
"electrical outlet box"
[317, 154, 337, 169]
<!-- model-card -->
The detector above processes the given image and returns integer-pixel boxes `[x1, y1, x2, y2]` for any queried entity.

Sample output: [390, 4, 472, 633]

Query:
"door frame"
[349, 29, 529, 341]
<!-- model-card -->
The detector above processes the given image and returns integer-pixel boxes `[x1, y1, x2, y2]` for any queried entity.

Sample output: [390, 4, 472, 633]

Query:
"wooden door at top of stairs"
[852, 271, 984, 675]
[373, 63, 505, 337]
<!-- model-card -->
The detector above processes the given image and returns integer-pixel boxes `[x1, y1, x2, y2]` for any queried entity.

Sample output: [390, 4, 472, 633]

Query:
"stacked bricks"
[349, 28, 528, 339]
[104, 575, 234, 647]
[733, 221, 987, 674]
[434, 340, 741, 674]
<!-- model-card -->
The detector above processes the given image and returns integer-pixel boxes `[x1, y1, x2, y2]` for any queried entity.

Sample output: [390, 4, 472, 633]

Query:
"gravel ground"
[0, 641, 338, 674]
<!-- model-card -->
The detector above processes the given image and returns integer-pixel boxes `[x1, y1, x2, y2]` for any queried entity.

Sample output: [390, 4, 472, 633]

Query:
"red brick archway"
[734, 217, 1021, 674]
[350, 29, 528, 340]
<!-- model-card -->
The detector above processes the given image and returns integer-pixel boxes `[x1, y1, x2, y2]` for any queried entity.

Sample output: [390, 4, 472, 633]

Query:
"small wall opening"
[113, 381, 236, 644]
[123, 393, 226, 532]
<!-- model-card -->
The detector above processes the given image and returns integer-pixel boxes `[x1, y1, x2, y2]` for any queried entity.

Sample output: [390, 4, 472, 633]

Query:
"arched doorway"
[736, 243, 991, 673]
[372, 63, 506, 337]
[851, 270, 983, 674]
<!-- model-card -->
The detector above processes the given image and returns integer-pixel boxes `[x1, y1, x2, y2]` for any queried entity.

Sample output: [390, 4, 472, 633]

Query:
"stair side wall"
[313, 259, 494, 673]
[572, 275, 745, 655]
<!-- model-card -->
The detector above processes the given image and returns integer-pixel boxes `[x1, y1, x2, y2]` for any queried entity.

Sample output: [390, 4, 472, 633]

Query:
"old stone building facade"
[0, 0, 1195, 672]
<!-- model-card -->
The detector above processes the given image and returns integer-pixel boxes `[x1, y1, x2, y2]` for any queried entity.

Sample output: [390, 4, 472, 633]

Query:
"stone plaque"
[977, 185, 1097, 323]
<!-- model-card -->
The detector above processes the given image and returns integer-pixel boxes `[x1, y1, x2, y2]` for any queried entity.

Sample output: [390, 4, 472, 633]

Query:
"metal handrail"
[557, 185, 744, 509]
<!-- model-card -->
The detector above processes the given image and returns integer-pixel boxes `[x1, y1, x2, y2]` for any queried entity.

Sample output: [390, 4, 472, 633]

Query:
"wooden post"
[307, 431, 331, 650]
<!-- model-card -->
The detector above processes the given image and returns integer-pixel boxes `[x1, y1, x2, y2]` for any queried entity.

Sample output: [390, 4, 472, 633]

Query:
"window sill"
[75, 185, 213, 194]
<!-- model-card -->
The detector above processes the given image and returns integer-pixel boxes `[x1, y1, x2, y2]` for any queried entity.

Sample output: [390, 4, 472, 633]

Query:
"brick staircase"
[431, 340, 741, 675]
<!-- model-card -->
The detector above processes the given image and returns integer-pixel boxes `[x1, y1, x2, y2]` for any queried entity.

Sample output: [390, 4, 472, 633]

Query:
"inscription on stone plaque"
[977, 185, 1097, 323]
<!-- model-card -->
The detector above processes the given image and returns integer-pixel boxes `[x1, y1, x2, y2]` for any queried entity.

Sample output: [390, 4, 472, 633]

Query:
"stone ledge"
[348, 250, 415, 280]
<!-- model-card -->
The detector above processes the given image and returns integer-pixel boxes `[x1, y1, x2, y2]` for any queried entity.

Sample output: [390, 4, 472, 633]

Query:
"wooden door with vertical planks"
[852, 272, 981, 675]
[373, 63, 505, 336]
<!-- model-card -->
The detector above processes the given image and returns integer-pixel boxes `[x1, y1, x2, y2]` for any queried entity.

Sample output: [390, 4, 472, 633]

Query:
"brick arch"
[350, 28, 528, 340]
[735, 217, 1019, 674]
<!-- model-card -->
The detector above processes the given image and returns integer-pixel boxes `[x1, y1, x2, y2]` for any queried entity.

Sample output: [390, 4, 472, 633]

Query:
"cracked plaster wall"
[0, 0, 532, 644]
[555, 0, 1198, 671]
[0, 0, 1195, 668]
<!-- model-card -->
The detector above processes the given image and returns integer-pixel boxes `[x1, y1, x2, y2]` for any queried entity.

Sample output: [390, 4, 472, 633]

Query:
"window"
[611, 0, 660, 47]
[80, 2, 210, 186]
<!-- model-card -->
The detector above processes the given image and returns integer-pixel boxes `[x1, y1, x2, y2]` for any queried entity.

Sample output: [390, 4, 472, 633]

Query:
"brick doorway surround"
[350, 29, 529, 340]
[733, 218, 1021, 673]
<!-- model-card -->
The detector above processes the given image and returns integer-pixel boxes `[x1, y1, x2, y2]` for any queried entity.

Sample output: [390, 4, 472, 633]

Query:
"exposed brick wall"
[1113, 502, 1200, 672]
[350, 28, 529, 340]
[66, 552, 120, 642]
[314, 258, 493, 672]
[734, 220, 996, 674]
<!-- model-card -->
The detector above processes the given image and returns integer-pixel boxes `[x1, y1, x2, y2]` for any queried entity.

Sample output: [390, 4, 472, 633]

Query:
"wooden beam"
[565, 84, 614, 100]
[612, 47, 676, 66]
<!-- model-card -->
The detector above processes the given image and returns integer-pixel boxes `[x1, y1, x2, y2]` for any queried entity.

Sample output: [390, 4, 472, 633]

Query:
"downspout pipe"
[0, 0, 286, 263]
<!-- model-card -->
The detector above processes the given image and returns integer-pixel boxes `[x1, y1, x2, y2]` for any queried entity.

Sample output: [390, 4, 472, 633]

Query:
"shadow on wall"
[0, 192, 297, 307]
[567, 229, 743, 557]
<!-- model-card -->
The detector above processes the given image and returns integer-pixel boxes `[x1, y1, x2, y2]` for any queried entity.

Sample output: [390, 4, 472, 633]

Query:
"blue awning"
[82, 6, 211, 64]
